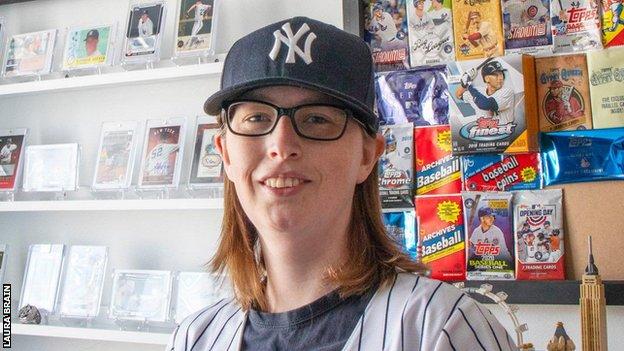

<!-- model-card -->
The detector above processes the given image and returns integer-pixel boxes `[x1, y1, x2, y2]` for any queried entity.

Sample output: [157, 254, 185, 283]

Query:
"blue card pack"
[382, 210, 417, 259]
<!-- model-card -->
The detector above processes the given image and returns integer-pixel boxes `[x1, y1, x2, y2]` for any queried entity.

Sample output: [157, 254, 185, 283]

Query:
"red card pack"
[461, 153, 542, 191]
[414, 125, 462, 195]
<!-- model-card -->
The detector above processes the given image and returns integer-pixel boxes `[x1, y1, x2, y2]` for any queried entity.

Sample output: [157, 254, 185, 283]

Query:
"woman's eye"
[304, 115, 331, 124]
[244, 114, 271, 123]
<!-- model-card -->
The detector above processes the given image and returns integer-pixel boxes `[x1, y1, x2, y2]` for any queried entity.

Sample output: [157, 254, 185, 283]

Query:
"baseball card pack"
[502, 0, 553, 54]
[551, 0, 602, 52]
[383, 210, 418, 259]
[536, 54, 593, 132]
[447, 54, 539, 155]
[375, 66, 450, 126]
[540, 128, 624, 185]
[0, 129, 27, 191]
[588, 46, 624, 128]
[365, 0, 410, 71]
[407, 0, 455, 66]
[379, 123, 414, 208]
[414, 125, 462, 195]
[451, 0, 505, 60]
[462, 153, 542, 191]
[601, 0, 624, 47]
[415, 194, 466, 281]
[514, 189, 565, 280]
[463, 191, 515, 280]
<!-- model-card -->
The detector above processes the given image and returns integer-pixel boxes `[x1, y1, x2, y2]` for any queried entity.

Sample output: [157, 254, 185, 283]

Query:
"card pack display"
[189, 117, 223, 186]
[588, 46, 624, 128]
[414, 125, 462, 195]
[382, 210, 417, 259]
[175, 272, 231, 323]
[20, 244, 65, 312]
[447, 54, 539, 154]
[365, 0, 410, 71]
[451, 0, 504, 60]
[551, 0, 602, 52]
[22, 143, 80, 192]
[375, 67, 450, 126]
[138, 119, 186, 188]
[174, 0, 217, 56]
[502, 0, 553, 54]
[541, 128, 624, 185]
[462, 153, 542, 191]
[415, 194, 465, 281]
[62, 24, 114, 70]
[109, 269, 172, 322]
[514, 189, 565, 280]
[535, 54, 593, 131]
[0, 129, 27, 191]
[93, 122, 138, 190]
[463, 191, 515, 280]
[3, 29, 57, 77]
[602, 0, 624, 47]
[379, 123, 414, 208]
[407, 0, 455, 66]
[123, 1, 166, 62]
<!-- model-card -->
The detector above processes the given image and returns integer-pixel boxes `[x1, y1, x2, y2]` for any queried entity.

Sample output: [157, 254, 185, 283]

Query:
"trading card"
[58, 246, 108, 318]
[22, 143, 80, 192]
[62, 24, 114, 70]
[416, 194, 465, 281]
[447, 54, 539, 154]
[123, 1, 165, 60]
[175, 0, 216, 55]
[109, 269, 172, 322]
[93, 122, 138, 190]
[461, 153, 542, 191]
[379, 123, 414, 208]
[551, 0, 602, 52]
[20, 244, 65, 312]
[407, 0, 455, 66]
[365, 0, 410, 71]
[588, 46, 624, 128]
[175, 272, 232, 323]
[451, 0, 504, 60]
[0, 244, 7, 284]
[541, 128, 624, 185]
[138, 119, 186, 188]
[189, 117, 223, 186]
[602, 0, 624, 47]
[3, 29, 57, 77]
[414, 125, 462, 195]
[383, 210, 418, 259]
[502, 0, 553, 54]
[375, 67, 450, 126]
[0, 129, 27, 191]
[514, 189, 565, 280]
[536, 54, 593, 131]
[463, 191, 515, 280]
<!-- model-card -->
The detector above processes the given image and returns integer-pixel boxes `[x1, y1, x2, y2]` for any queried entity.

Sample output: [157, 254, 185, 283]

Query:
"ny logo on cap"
[269, 22, 316, 65]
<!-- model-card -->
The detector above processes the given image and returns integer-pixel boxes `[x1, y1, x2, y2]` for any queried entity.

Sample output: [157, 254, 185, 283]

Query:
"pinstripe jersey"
[166, 272, 518, 351]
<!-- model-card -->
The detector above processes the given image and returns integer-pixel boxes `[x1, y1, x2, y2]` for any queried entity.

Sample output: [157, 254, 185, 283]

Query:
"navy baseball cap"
[481, 60, 507, 79]
[478, 207, 495, 218]
[85, 30, 99, 40]
[203, 16, 378, 134]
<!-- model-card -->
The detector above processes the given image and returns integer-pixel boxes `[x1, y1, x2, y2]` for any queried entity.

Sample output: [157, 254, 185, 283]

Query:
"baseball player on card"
[185, 0, 212, 48]
[462, 11, 500, 57]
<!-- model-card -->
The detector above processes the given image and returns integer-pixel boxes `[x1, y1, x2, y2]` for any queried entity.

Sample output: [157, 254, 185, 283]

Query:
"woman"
[168, 17, 517, 351]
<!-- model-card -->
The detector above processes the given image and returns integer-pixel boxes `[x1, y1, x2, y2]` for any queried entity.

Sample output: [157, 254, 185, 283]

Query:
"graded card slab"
[407, 0, 455, 66]
[365, 0, 410, 71]
[416, 194, 465, 281]
[109, 269, 172, 322]
[502, 0, 553, 54]
[551, 0, 602, 52]
[3, 29, 57, 77]
[22, 143, 80, 192]
[175, 272, 231, 323]
[463, 191, 515, 280]
[536, 54, 593, 131]
[447, 54, 539, 154]
[175, 0, 216, 56]
[461, 153, 542, 191]
[93, 122, 138, 190]
[0, 129, 27, 191]
[375, 67, 450, 126]
[602, 0, 624, 47]
[451, 0, 504, 60]
[189, 117, 223, 186]
[414, 125, 462, 195]
[62, 24, 114, 70]
[588, 46, 624, 128]
[123, 1, 165, 61]
[20, 244, 65, 312]
[138, 119, 186, 188]
[378, 123, 414, 208]
[514, 189, 565, 280]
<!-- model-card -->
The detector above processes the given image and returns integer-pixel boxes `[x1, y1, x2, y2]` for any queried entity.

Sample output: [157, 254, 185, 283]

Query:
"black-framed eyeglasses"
[223, 100, 356, 141]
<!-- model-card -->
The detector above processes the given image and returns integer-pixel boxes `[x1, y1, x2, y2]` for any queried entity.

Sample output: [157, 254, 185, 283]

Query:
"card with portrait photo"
[188, 116, 223, 188]
[122, 1, 166, 64]
[62, 24, 115, 71]
[0, 128, 28, 192]
[174, 0, 219, 58]
[138, 118, 186, 189]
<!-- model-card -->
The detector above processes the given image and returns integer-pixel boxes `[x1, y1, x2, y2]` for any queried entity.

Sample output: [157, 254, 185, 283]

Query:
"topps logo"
[459, 118, 515, 141]
[569, 137, 592, 147]
[475, 242, 500, 255]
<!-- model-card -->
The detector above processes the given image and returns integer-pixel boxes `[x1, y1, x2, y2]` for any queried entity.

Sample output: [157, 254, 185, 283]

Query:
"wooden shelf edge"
[11, 323, 171, 345]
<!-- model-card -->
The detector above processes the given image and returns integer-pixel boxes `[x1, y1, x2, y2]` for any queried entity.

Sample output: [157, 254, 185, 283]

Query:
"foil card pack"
[447, 54, 539, 154]
[375, 67, 450, 126]
[451, 0, 505, 60]
[551, 0, 603, 52]
[379, 123, 414, 208]
[602, 0, 624, 47]
[463, 191, 515, 280]
[462, 153, 542, 191]
[416, 194, 466, 281]
[365, 0, 411, 71]
[541, 128, 624, 185]
[414, 125, 462, 195]
[407, 0, 456, 66]
[383, 210, 418, 259]
[588, 46, 624, 128]
[502, 0, 553, 54]
[514, 189, 565, 280]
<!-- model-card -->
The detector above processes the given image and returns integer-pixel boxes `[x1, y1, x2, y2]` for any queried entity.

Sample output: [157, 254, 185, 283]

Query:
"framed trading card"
[188, 116, 222, 187]
[122, 1, 166, 63]
[174, 272, 231, 323]
[57, 246, 108, 318]
[19, 244, 65, 312]
[0, 244, 7, 284]
[0, 128, 28, 192]
[2, 29, 57, 78]
[62, 24, 115, 71]
[138, 118, 186, 189]
[22, 143, 80, 192]
[109, 269, 172, 322]
[174, 0, 218, 57]
[92, 121, 139, 190]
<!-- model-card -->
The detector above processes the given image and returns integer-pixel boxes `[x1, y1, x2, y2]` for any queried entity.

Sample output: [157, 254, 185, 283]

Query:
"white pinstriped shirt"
[167, 272, 518, 350]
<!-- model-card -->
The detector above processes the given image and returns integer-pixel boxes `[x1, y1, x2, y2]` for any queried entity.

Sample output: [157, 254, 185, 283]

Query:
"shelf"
[0, 198, 223, 212]
[0, 61, 224, 98]
[12, 324, 170, 345]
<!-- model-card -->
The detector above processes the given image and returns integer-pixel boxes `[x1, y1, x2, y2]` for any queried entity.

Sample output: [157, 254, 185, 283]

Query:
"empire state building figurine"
[580, 236, 608, 351]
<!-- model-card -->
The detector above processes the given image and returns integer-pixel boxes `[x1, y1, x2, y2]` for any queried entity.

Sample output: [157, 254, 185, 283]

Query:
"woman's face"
[216, 86, 382, 235]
